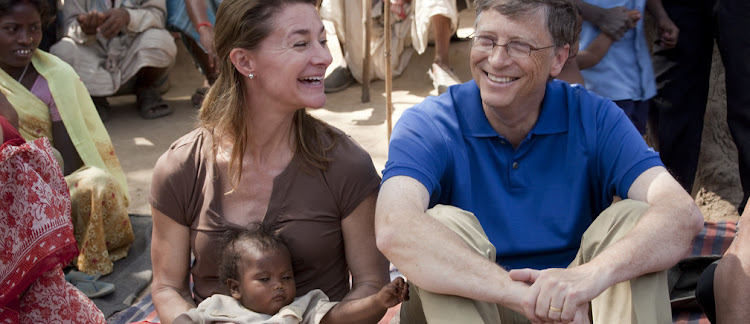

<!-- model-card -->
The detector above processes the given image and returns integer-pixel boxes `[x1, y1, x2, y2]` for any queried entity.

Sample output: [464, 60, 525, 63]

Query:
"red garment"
[0, 116, 105, 323]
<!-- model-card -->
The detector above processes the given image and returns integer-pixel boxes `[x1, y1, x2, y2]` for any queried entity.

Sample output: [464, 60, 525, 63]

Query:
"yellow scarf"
[0, 50, 129, 201]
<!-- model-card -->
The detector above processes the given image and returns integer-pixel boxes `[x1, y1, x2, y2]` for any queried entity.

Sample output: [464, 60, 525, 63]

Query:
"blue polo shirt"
[382, 80, 662, 270]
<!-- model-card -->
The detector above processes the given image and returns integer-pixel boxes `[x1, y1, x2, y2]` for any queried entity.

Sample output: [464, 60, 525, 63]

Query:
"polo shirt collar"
[458, 80, 569, 138]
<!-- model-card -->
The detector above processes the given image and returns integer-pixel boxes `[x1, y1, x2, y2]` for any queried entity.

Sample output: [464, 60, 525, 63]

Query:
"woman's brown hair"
[200, 0, 335, 189]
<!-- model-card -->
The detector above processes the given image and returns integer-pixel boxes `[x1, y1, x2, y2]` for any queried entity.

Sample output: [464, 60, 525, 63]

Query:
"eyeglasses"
[471, 35, 554, 58]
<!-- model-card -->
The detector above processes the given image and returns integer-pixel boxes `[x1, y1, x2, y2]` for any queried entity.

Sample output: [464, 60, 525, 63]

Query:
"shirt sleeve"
[593, 98, 663, 200]
[150, 136, 202, 226]
[326, 131, 381, 219]
[382, 105, 450, 203]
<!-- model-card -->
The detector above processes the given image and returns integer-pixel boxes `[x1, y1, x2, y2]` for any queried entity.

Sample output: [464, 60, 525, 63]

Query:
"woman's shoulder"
[154, 128, 210, 177]
[323, 125, 374, 169]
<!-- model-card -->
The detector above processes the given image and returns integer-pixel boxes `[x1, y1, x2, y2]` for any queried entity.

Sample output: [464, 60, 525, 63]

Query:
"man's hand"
[655, 16, 679, 49]
[594, 6, 635, 41]
[76, 10, 105, 35]
[510, 266, 607, 323]
[377, 277, 410, 308]
[98, 8, 130, 39]
[197, 25, 217, 71]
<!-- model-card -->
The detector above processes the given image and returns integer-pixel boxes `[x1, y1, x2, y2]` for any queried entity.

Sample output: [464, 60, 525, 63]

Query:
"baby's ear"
[227, 278, 242, 300]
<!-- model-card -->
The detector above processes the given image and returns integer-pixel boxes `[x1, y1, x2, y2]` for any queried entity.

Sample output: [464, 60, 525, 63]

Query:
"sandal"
[191, 87, 208, 109]
[65, 270, 115, 299]
[136, 88, 173, 119]
[91, 97, 110, 122]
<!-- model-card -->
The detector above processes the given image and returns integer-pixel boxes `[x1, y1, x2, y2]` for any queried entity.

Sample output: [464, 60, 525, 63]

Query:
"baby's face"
[231, 247, 296, 315]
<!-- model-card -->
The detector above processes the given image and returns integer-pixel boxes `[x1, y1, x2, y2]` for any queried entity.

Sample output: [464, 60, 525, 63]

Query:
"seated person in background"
[557, 8, 641, 85]
[576, 0, 678, 135]
[176, 225, 409, 324]
[320, 0, 469, 94]
[0, 0, 133, 276]
[164, 0, 219, 108]
[0, 101, 106, 323]
[50, 0, 176, 120]
[695, 200, 750, 324]
[375, 0, 702, 323]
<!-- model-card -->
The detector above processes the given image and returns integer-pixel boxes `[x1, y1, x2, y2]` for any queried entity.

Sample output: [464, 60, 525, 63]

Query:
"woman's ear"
[227, 278, 242, 300]
[229, 48, 256, 79]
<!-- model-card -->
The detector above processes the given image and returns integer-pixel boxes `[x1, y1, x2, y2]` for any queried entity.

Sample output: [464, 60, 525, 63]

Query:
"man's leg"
[570, 200, 672, 324]
[718, 0, 750, 214]
[650, 0, 715, 193]
[400, 205, 515, 323]
[427, 14, 461, 94]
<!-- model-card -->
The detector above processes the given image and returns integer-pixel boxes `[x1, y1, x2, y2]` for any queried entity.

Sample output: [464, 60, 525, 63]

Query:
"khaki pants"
[400, 200, 672, 324]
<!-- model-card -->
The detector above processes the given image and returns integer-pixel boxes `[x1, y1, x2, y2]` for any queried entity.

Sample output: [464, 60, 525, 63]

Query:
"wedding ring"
[549, 306, 562, 312]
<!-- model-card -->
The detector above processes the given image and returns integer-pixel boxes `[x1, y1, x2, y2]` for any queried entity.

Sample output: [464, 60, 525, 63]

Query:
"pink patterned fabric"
[0, 118, 104, 323]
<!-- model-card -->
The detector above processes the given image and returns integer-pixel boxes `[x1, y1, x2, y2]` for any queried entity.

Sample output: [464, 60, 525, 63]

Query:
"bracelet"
[196, 22, 212, 30]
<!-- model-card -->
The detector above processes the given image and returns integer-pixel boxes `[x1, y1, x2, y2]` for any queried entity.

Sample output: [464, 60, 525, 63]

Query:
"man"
[320, 0, 467, 94]
[51, 0, 176, 120]
[375, 0, 703, 323]
[650, 0, 750, 213]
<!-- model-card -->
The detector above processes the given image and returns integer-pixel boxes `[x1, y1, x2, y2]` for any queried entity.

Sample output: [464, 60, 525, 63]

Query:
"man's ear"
[229, 48, 256, 79]
[227, 278, 242, 300]
[549, 44, 571, 78]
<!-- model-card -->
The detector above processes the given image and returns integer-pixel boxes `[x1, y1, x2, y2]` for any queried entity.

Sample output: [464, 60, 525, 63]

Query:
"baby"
[175, 225, 408, 324]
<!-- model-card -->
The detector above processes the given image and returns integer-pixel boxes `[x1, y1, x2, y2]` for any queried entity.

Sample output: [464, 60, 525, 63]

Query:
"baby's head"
[219, 224, 296, 315]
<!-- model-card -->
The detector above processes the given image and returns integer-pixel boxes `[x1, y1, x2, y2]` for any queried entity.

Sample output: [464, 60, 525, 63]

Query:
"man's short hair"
[474, 0, 579, 49]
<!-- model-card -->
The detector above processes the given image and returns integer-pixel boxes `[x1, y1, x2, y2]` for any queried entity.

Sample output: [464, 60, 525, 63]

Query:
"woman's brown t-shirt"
[150, 127, 381, 302]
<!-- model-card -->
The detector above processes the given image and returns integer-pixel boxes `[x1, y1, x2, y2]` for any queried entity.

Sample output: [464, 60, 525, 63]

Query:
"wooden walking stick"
[361, 0, 372, 102]
[384, 0, 393, 140]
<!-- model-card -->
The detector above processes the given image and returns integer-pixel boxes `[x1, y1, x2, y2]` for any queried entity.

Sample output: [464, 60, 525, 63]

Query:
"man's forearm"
[376, 206, 528, 311]
[585, 199, 702, 288]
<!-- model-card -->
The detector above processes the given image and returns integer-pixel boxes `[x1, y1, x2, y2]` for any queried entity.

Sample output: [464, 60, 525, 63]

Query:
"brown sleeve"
[149, 131, 206, 226]
[325, 130, 381, 219]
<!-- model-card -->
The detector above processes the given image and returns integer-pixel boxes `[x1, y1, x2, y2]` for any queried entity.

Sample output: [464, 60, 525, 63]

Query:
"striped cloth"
[672, 221, 737, 324]
[107, 222, 736, 324]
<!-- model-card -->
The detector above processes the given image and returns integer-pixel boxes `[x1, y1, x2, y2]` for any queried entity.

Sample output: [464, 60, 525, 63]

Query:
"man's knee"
[426, 205, 496, 261]
[576, 199, 649, 262]
[49, 38, 79, 64]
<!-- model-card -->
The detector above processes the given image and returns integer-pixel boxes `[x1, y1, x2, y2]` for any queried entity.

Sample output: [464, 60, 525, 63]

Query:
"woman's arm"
[50, 121, 83, 175]
[340, 192, 391, 322]
[151, 207, 197, 324]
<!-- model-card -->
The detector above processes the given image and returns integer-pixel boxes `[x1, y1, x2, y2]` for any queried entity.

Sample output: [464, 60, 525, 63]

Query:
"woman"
[0, 0, 133, 276]
[150, 0, 390, 323]
[0, 104, 105, 323]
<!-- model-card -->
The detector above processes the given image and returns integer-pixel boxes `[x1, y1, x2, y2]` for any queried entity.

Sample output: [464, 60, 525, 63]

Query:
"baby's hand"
[377, 277, 409, 308]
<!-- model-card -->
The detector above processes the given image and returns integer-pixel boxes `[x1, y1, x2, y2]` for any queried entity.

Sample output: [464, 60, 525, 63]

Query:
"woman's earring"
[248, 73, 255, 79]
